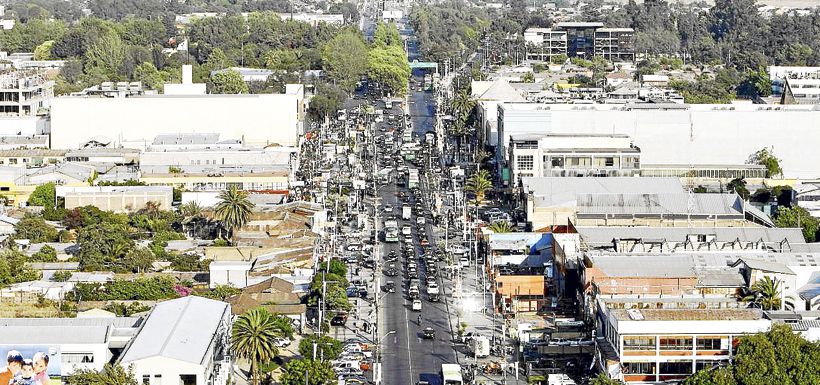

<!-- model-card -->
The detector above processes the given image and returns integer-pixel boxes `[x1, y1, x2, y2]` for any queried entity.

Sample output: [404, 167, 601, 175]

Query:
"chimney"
[182, 65, 192, 85]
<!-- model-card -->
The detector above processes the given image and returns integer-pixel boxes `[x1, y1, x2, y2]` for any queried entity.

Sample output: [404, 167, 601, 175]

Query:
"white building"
[50, 92, 301, 150]
[508, 133, 640, 182]
[472, 79, 526, 147]
[279, 13, 344, 26]
[597, 306, 771, 383]
[119, 296, 232, 385]
[56, 186, 174, 212]
[0, 317, 141, 376]
[523, 28, 568, 62]
[496, 103, 820, 180]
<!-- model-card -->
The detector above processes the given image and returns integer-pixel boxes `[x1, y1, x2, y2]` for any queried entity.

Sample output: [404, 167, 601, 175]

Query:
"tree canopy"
[321, 30, 368, 92]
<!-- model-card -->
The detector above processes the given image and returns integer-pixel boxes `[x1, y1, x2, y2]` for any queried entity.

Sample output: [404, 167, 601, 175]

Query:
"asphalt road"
[379, 25, 458, 385]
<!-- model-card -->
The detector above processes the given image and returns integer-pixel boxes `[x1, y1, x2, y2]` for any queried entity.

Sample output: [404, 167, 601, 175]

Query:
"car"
[274, 337, 291, 348]
[335, 367, 365, 377]
[412, 299, 422, 311]
[346, 287, 359, 297]
[330, 313, 348, 326]
[421, 327, 436, 339]
[383, 281, 396, 293]
[383, 204, 393, 213]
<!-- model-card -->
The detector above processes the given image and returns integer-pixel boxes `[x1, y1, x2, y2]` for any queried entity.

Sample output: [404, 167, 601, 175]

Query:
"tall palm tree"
[466, 169, 492, 203]
[743, 276, 782, 311]
[214, 187, 255, 244]
[232, 308, 282, 385]
[488, 221, 514, 233]
[451, 89, 476, 119]
[180, 201, 205, 237]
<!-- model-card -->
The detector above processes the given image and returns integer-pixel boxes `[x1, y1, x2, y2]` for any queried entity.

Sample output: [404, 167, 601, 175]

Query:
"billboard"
[0, 345, 62, 379]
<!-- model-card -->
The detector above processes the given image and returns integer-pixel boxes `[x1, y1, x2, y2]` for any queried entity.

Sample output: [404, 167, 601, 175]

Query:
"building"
[524, 28, 568, 62]
[279, 13, 345, 26]
[508, 133, 640, 182]
[768, 66, 820, 97]
[495, 102, 820, 180]
[0, 317, 142, 376]
[56, 186, 174, 212]
[119, 296, 232, 385]
[594, 28, 635, 62]
[49, 92, 301, 150]
[0, 149, 65, 166]
[472, 79, 526, 147]
[211, 67, 275, 83]
[555, 22, 604, 58]
[487, 233, 554, 313]
[597, 306, 771, 383]
[0, 70, 53, 117]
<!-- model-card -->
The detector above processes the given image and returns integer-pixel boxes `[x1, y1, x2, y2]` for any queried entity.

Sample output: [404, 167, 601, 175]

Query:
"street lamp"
[374, 330, 397, 385]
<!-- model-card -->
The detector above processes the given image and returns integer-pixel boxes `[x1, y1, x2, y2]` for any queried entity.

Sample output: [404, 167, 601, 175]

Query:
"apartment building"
[0, 70, 53, 117]
[508, 133, 640, 183]
[594, 28, 636, 62]
[524, 28, 568, 62]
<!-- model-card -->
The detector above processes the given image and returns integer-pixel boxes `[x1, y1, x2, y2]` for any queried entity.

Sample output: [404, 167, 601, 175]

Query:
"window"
[696, 337, 724, 350]
[551, 157, 564, 168]
[623, 362, 655, 374]
[180, 375, 196, 385]
[659, 336, 693, 350]
[659, 361, 692, 375]
[623, 336, 655, 350]
[516, 141, 538, 149]
[516, 155, 534, 171]
[605, 157, 614, 167]
[143, 376, 150, 385]
[63, 353, 95, 364]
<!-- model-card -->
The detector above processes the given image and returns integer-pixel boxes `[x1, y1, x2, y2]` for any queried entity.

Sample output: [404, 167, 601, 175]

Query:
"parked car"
[330, 313, 349, 326]
[274, 337, 291, 348]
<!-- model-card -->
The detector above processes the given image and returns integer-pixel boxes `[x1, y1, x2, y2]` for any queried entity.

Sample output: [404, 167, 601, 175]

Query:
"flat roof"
[522, 177, 684, 207]
[576, 226, 806, 245]
[611, 308, 763, 322]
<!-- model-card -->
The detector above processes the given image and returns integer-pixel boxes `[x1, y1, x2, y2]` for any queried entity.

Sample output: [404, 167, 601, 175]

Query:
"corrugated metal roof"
[0, 326, 110, 344]
[576, 193, 742, 215]
[733, 258, 795, 274]
[611, 308, 762, 321]
[576, 226, 805, 244]
[119, 296, 230, 365]
[522, 177, 684, 207]
[0, 317, 141, 328]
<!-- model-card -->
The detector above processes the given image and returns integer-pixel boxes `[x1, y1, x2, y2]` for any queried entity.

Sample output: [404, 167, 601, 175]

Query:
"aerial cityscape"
[0, 0, 818, 384]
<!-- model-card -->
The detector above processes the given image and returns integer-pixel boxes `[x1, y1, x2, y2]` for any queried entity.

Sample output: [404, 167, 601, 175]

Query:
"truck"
[441, 364, 463, 385]
[402, 205, 412, 220]
[470, 335, 490, 358]
[384, 220, 399, 243]
[408, 168, 419, 190]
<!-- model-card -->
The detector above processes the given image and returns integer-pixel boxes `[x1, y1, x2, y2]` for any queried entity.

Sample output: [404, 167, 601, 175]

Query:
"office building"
[508, 133, 640, 182]
[56, 186, 174, 213]
[0, 70, 53, 117]
[524, 28, 568, 62]
[555, 22, 603, 58]
[594, 28, 635, 62]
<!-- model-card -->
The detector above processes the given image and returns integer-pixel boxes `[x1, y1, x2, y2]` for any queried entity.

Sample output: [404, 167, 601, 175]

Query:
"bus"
[441, 364, 462, 385]
[384, 220, 399, 243]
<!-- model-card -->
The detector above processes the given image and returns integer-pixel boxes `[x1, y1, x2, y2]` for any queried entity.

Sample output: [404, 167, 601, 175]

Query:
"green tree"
[367, 45, 410, 96]
[280, 358, 336, 385]
[774, 205, 819, 242]
[742, 276, 782, 311]
[726, 177, 749, 200]
[28, 182, 57, 208]
[321, 31, 369, 92]
[308, 83, 347, 120]
[122, 247, 156, 273]
[589, 373, 622, 385]
[521, 72, 535, 83]
[263, 49, 304, 72]
[51, 270, 72, 282]
[14, 216, 58, 243]
[0, 249, 41, 286]
[488, 221, 514, 233]
[133, 62, 163, 91]
[214, 186, 255, 244]
[747, 147, 783, 178]
[31, 245, 58, 263]
[198, 284, 241, 301]
[209, 70, 249, 94]
[232, 308, 283, 385]
[318, 259, 348, 277]
[466, 169, 492, 203]
[85, 32, 127, 79]
[34, 40, 55, 60]
[298, 335, 342, 361]
[76, 222, 135, 271]
[65, 364, 138, 385]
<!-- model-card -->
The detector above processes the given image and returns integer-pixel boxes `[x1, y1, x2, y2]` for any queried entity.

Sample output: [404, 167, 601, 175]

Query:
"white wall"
[498, 104, 820, 178]
[50, 94, 299, 150]
[60, 342, 110, 375]
[125, 356, 206, 385]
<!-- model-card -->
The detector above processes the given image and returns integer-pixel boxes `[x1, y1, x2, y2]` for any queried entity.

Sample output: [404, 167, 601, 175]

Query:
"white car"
[412, 299, 422, 311]
[274, 337, 290, 348]
[383, 204, 393, 213]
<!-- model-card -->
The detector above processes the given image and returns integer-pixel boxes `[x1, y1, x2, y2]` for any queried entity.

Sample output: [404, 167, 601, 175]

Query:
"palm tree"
[214, 187, 255, 244]
[488, 221, 514, 233]
[451, 89, 476, 119]
[180, 201, 205, 237]
[743, 276, 782, 310]
[466, 169, 492, 203]
[232, 308, 282, 385]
